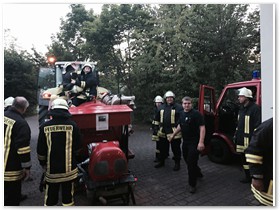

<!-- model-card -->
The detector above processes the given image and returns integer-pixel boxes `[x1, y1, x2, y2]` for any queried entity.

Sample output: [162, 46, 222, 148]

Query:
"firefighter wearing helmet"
[153, 91, 183, 171]
[70, 63, 98, 106]
[235, 87, 261, 183]
[4, 96, 15, 111]
[62, 62, 77, 91]
[151, 95, 164, 162]
[37, 98, 81, 206]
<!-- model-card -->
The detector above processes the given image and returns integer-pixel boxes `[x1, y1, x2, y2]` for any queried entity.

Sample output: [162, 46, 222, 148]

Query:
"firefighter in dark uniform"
[4, 96, 31, 206]
[169, 96, 205, 193]
[151, 95, 163, 162]
[37, 98, 81, 206]
[62, 62, 76, 92]
[245, 117, 273, 206]
[154, 91, 183, 171]
[71, 63, 98, 106]
[235, 87, 261, 183]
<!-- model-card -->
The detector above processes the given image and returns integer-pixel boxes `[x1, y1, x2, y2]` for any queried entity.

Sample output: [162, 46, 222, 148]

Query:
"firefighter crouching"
[154, 91, 183, 171]
[245, 118, 273, 206]
[70, 63, 98, 106]
[152, 95, 164, 162]
[37, 98, 81, 206]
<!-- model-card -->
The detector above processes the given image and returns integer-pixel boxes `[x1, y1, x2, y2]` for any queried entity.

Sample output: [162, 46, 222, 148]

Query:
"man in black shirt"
[169, 96, 205, 193]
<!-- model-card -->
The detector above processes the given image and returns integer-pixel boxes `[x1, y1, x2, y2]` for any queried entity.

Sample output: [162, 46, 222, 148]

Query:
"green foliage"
[4, 4, 259, 121]
[4, 48, 38, 115]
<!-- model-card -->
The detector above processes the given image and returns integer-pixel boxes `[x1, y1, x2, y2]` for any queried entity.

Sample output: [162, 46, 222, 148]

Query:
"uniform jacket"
[75, 70, 98, 98]
[235, 101, 261, 153]
[62, 70, 75, 91]
[245, 118, 273, 206]
[154, 102, 183, 139]
[37, 109, 81, 183]
[152, 106, 160, 141]
[4, 107, 31, 181]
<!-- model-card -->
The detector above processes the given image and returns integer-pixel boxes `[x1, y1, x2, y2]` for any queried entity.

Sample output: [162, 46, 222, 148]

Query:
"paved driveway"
[20, 116, 260, 206]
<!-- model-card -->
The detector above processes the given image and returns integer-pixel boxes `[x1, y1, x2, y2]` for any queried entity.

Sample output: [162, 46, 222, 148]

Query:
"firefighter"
[4, 97, 31, 206]
[62, 62, 76, 92]
[70, 63, 98, 106]
[154, 91, 183, 171]
[245, 117, 273, 206]
[169, 96, 205, 193]
[4, 96, 14, 111]
[235, 87, 261, 183]
[37, 98, 81, 206]
[152, 95, 163, 162]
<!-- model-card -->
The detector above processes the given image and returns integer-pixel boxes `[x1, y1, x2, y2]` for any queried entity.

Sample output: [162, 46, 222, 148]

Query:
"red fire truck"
[38, 61, 137, 205]
[198, 71, 261, 164]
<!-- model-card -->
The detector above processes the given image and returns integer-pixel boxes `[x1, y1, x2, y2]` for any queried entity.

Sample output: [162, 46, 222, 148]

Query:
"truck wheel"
[39, 105, 49, 127]
[208, 138, 232, 164]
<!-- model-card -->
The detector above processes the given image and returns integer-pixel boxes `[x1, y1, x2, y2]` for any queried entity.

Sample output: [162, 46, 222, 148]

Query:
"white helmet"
[164, 91, 175, 99]
[238, 87, 253, 98]
[51, 98, 69, 110]
[154, 95, 163, 103]
[4, 97, 14, 108]
[82, 63, 92, 70]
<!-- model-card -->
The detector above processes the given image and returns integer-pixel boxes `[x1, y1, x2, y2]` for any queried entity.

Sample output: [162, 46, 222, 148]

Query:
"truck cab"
[198, 71, 261, 164]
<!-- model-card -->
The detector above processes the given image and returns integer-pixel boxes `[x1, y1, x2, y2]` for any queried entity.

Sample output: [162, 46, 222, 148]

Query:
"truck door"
[198, 85, 216, 146]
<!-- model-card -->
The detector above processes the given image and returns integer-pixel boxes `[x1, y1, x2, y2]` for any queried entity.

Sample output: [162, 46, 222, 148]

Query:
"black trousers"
[182, 142, 201, 187]
[4, 180, 21, 206]
[158, 136, 181, 162]
[240, 152, 250, 177]
[45, 181, 75, 206]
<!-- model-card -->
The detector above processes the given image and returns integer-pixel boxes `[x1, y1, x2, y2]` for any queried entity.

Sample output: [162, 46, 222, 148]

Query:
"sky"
[2, 1, 270, 55]
[1, 2, 274, 55]
[2, 3, 103, 54]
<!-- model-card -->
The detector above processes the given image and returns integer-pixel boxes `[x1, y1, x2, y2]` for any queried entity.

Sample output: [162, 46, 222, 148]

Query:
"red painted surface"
[69, 100, 132, 129]
[88, 141, 128, 181]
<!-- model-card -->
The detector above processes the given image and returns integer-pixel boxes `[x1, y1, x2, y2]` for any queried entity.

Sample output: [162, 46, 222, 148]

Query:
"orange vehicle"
[198, 70, 261, 164]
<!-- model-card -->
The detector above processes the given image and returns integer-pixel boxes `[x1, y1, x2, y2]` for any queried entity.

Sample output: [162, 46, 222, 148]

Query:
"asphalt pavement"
[19, 115, 261, 206]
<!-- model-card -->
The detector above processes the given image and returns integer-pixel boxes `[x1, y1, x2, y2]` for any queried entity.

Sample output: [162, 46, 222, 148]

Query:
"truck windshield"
[38, 67, 55, 90]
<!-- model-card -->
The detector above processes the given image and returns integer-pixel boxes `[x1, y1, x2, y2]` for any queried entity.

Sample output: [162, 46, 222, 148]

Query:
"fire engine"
[198, 70, 261, 164]
[37, 61, 137, 205]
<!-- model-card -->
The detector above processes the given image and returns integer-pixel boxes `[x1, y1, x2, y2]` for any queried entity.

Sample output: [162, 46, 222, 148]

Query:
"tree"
[184, 4, 260, 94]
[47, 4, 96, 61]
[4, 47, 38, 114]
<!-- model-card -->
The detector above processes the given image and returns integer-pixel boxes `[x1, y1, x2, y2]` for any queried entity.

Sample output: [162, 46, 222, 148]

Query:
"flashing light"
[47, 56, 56, 64]
[252, 70, 260, 79]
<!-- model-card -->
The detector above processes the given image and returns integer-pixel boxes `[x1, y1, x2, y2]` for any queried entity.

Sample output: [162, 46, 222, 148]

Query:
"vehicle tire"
[207, 138, 232, 164]
[38, 105, 49, 127]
